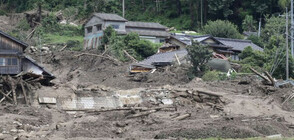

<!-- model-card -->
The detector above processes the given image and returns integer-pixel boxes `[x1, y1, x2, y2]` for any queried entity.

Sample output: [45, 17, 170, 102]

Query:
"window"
[95, 24, 102, 31]
[0, 58, 5, 66]
[7, 58, 18, 66]
[111, 24, 120, 29]
[87, 27, 93, 33]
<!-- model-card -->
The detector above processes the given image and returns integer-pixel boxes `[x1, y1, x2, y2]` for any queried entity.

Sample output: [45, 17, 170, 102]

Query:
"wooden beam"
[0, 91, 13, 102]
[172, 113, 191, 120]
[20, 80, 29, 105]
[127, 110, 157, 118]
[8, 76, 17, 105]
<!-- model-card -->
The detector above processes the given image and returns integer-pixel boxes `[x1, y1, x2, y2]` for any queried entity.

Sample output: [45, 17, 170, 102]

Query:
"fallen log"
[64, 106, 176, 112]
[172, 113, 191, 120]
[123, 50, 138, 62]
[264, 71, 276, 86]
[170, 113, 180, 119]
[249, 67, 271, 83]
[127, 110, 157, 118]
[195, 89, 223, 97]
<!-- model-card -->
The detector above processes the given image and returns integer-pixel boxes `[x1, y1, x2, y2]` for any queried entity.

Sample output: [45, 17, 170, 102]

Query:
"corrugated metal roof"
[126, 28, 170, 37]
[24, 55, 55, 78]
[215, 37, 263, 52]
[94, 13, 127, 22]
[126, 21, 167, 29]
[139, 49, 188, 66]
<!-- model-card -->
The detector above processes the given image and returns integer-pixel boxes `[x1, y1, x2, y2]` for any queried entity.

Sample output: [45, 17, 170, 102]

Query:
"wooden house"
[0, 30, 55, 81]
[0, 31, 28, 74]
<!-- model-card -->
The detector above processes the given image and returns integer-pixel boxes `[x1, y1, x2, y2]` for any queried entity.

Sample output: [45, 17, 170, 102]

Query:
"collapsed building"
[130, 34, 263, 73]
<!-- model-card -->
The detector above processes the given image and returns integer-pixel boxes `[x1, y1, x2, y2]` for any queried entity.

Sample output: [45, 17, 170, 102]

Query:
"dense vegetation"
[0, 0, 289, 30]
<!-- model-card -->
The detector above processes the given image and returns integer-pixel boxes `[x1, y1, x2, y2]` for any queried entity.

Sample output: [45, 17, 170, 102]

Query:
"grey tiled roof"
[126, 21, 167, 29]
[139, 49, 188, 65]
[94, 13, 127, 22]
[126, 28, 170, 37]
[215, 37, 263, 52]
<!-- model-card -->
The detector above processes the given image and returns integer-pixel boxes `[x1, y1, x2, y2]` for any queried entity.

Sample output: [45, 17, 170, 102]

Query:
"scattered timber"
[172, 113, 191, 120]
[127, 110, 157, 118]
[74, 53, 120, 63]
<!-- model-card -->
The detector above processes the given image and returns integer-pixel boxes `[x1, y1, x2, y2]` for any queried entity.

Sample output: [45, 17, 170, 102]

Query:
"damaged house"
[84, 13, 169, 49]
[130, 34, 263, 73]
[0, 30, 55, 83]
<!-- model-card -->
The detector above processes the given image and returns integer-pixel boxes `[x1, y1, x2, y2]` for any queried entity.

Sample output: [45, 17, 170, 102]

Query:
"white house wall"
[104, 21, 126, 32]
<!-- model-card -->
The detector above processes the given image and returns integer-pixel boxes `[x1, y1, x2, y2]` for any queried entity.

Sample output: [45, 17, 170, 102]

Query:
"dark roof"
[0, 30, 28, 50]
[126, 28, 170, 37]
[94, 13, 127, 22]
[171, 35, 229, 48]
[215, 37, 263, 52]
[139, 49, 188, 66]
[130, 63, 156, 69]
[24, 55, 55, 79]
[126, 21, 167, 29]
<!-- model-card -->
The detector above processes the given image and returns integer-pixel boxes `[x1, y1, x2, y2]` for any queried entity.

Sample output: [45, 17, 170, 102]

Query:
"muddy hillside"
[0, 47, 293, 140]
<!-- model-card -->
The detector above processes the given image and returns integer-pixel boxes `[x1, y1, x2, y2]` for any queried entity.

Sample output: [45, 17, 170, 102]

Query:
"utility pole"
[258, 17, 261, 37]
[291, 0, 294, 57]
[201, 0, 203, 28]
[122, 0, 125, 18]
[286, 8, 289, 80]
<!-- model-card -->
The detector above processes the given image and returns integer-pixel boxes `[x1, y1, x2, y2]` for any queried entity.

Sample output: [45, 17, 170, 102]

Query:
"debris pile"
[0, 75, 34, 105]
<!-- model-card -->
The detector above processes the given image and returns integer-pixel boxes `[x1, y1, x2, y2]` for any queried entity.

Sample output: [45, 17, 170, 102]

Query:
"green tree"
[261, 15, 286, 44]
[207, 0, 235, 19]
[186, 41, 212, 74]
[202, 20, 242, 39]
[102, 26, 116, 46]
[278, 0, 290, 9]
[242, 15, 257, 32]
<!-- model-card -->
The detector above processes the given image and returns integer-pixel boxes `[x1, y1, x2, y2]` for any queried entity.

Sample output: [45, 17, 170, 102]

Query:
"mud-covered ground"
[0, 49, 294, 139]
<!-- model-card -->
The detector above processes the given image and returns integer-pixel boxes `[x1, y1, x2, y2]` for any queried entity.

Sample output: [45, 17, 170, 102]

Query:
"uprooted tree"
[186, 41, 212, 76]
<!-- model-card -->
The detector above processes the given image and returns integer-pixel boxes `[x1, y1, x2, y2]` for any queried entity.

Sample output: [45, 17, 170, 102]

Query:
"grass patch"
[43, 34, 83, 44]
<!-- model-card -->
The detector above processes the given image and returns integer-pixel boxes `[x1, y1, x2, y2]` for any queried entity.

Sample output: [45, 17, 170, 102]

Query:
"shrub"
[202, 20, 242, 39]
[202, 71, 220, 82]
